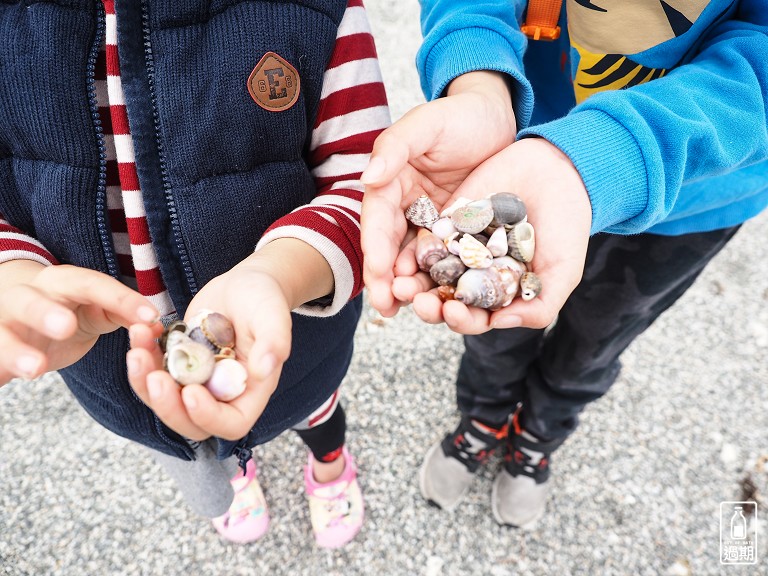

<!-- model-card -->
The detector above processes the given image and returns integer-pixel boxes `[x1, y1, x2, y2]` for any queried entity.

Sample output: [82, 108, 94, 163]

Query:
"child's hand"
[394, 138, 592, 334]
[0, 261, 160, 384]
[127, 239, 332, 441]
[360, 71, 517, 318]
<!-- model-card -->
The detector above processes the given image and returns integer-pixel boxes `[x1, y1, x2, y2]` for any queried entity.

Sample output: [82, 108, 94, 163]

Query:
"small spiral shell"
[454, 267, 515, 310]
[164, 332, 217, 386]
[520, 271, 543, 301]
[415, 228, 450, 272]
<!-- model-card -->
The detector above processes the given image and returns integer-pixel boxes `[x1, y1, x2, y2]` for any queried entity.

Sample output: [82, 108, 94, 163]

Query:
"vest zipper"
[140, 0, 199, 295]
[87, 1, 119, 279]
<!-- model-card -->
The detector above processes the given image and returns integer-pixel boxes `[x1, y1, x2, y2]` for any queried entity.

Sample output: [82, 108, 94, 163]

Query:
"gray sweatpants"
[149, 390, 342, 517]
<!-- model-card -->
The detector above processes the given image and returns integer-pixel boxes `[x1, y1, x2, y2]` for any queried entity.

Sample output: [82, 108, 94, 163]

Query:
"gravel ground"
[2, 2, 768, 575]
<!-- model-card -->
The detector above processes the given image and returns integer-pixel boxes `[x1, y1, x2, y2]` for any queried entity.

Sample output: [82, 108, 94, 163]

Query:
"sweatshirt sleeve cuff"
[419, 27, 534, 129]
[255, 224, 355, 318]
[519, 109, 649, 234]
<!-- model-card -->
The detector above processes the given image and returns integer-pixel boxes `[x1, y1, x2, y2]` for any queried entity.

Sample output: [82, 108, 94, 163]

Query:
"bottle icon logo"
[720, 501, 757, 565]
[731, 506, 747, 540]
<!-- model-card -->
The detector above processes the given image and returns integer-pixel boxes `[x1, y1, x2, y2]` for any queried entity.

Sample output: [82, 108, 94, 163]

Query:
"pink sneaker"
[211, 458, 270, 544]
[304, 447, 364, 548]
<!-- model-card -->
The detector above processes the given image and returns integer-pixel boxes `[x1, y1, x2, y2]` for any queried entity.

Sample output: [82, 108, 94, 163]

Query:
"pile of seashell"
[405, 193, 542, 310]
[160, 310, 247, 402]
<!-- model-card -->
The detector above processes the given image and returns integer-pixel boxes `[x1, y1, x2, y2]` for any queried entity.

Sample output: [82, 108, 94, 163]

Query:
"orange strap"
[521, 0, 562, 41]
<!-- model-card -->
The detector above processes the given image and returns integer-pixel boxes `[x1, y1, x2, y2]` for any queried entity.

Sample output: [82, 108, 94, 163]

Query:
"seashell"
[430, 217, 457, 240]
[201, 311, 236, 349]
[439, 196, 473, 218]
[458, 233, 493, 269]
[437, 286, 456, 302]
[507, 221, 535, 263]
[490, 192, 527, 226]
[454, 267, 515, 310]
[486, 226, 509, 257]
[492, 256, 528, 279]
[214, 346, 237, 361]
[429, 254, 467, 286]
[437, 285, 456, 302]
[204, 358, 247, 402]
[164, 333, 216, 386]
[159, 320, 187, 352]
[187, 327, 218, 353]
[496, 267, 520, 307]
[520, 272, 543, 301]
[444, 231, 462, 256]
[405, 194, 440, 229]
[415, 228, 450, 272]
[186, 309, 235, 349]
[451, 200, 495, 234]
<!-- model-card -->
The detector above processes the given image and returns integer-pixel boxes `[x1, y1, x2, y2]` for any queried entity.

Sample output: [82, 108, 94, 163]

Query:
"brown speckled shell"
[429, 254, 467, 286]
[520, 271, 543, 301]
[405, 195, 440, 229]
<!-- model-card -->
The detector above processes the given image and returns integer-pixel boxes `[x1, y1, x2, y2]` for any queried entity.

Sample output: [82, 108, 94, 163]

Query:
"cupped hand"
[360, 71, 517, 317]
[127, 254, 296, 441]
[0, 262, 160, 384]
[400, 138, 593, 334]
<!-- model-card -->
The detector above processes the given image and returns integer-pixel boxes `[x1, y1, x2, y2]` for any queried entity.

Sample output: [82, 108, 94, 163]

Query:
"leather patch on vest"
[248, 52, 300, 112]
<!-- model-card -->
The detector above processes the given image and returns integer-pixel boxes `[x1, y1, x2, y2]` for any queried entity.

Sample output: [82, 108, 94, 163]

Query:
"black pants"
[456, 227, 740, 443]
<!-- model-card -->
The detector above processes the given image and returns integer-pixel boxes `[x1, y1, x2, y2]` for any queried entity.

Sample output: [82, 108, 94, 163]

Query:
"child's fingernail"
[492, 315, 522, 329]
[44, 311, 70, 337]
[126, 356, 140, 377]
[361, 156, 385, 184]
[146, 374, 162, 401]
[16, 355, 41, 378]
[255, 354, 276, 379]
[183, 394, 198, 410]
[138, 306, 159, 323]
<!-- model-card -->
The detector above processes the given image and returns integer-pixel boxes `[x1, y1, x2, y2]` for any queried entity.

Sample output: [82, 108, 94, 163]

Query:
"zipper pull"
[233, 445, 253, 476]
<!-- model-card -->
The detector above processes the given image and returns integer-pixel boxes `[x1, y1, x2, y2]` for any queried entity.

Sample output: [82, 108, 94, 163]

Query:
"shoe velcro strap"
[512, 432, 562, 454]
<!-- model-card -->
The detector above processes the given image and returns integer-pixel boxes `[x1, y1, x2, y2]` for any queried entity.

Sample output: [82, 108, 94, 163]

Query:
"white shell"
[486, 226, 509, 257]
[430, 217, 458, 240]
[444, 231, 462, 256]
[507, 221, 536, 263]
[204, 358, 247, 401]
[165, 334, 216, 386]
[492, 256, 528, 279]
[439, 196, 472, 218]
[458, 233, 493, 269]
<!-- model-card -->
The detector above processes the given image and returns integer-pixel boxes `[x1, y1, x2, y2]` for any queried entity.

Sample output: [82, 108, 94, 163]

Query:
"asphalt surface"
[1, 2, 767, 575]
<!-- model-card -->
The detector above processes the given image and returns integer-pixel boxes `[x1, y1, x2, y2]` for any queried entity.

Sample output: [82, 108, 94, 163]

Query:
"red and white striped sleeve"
[255, 0, 390, 317]
[0, 214, 58, 267]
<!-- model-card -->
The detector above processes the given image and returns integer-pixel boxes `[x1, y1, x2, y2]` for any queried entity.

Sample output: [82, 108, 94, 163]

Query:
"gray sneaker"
[419, 417, 508, 510]
[491, 418, 562, 528]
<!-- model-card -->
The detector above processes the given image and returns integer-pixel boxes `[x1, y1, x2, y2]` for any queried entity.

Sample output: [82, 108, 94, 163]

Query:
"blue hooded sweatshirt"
[417, 0, 768, 236]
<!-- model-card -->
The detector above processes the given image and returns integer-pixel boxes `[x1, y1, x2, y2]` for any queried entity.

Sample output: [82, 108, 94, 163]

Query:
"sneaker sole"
[418, 442, 471, 512]
[490, 474, 544, 530]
